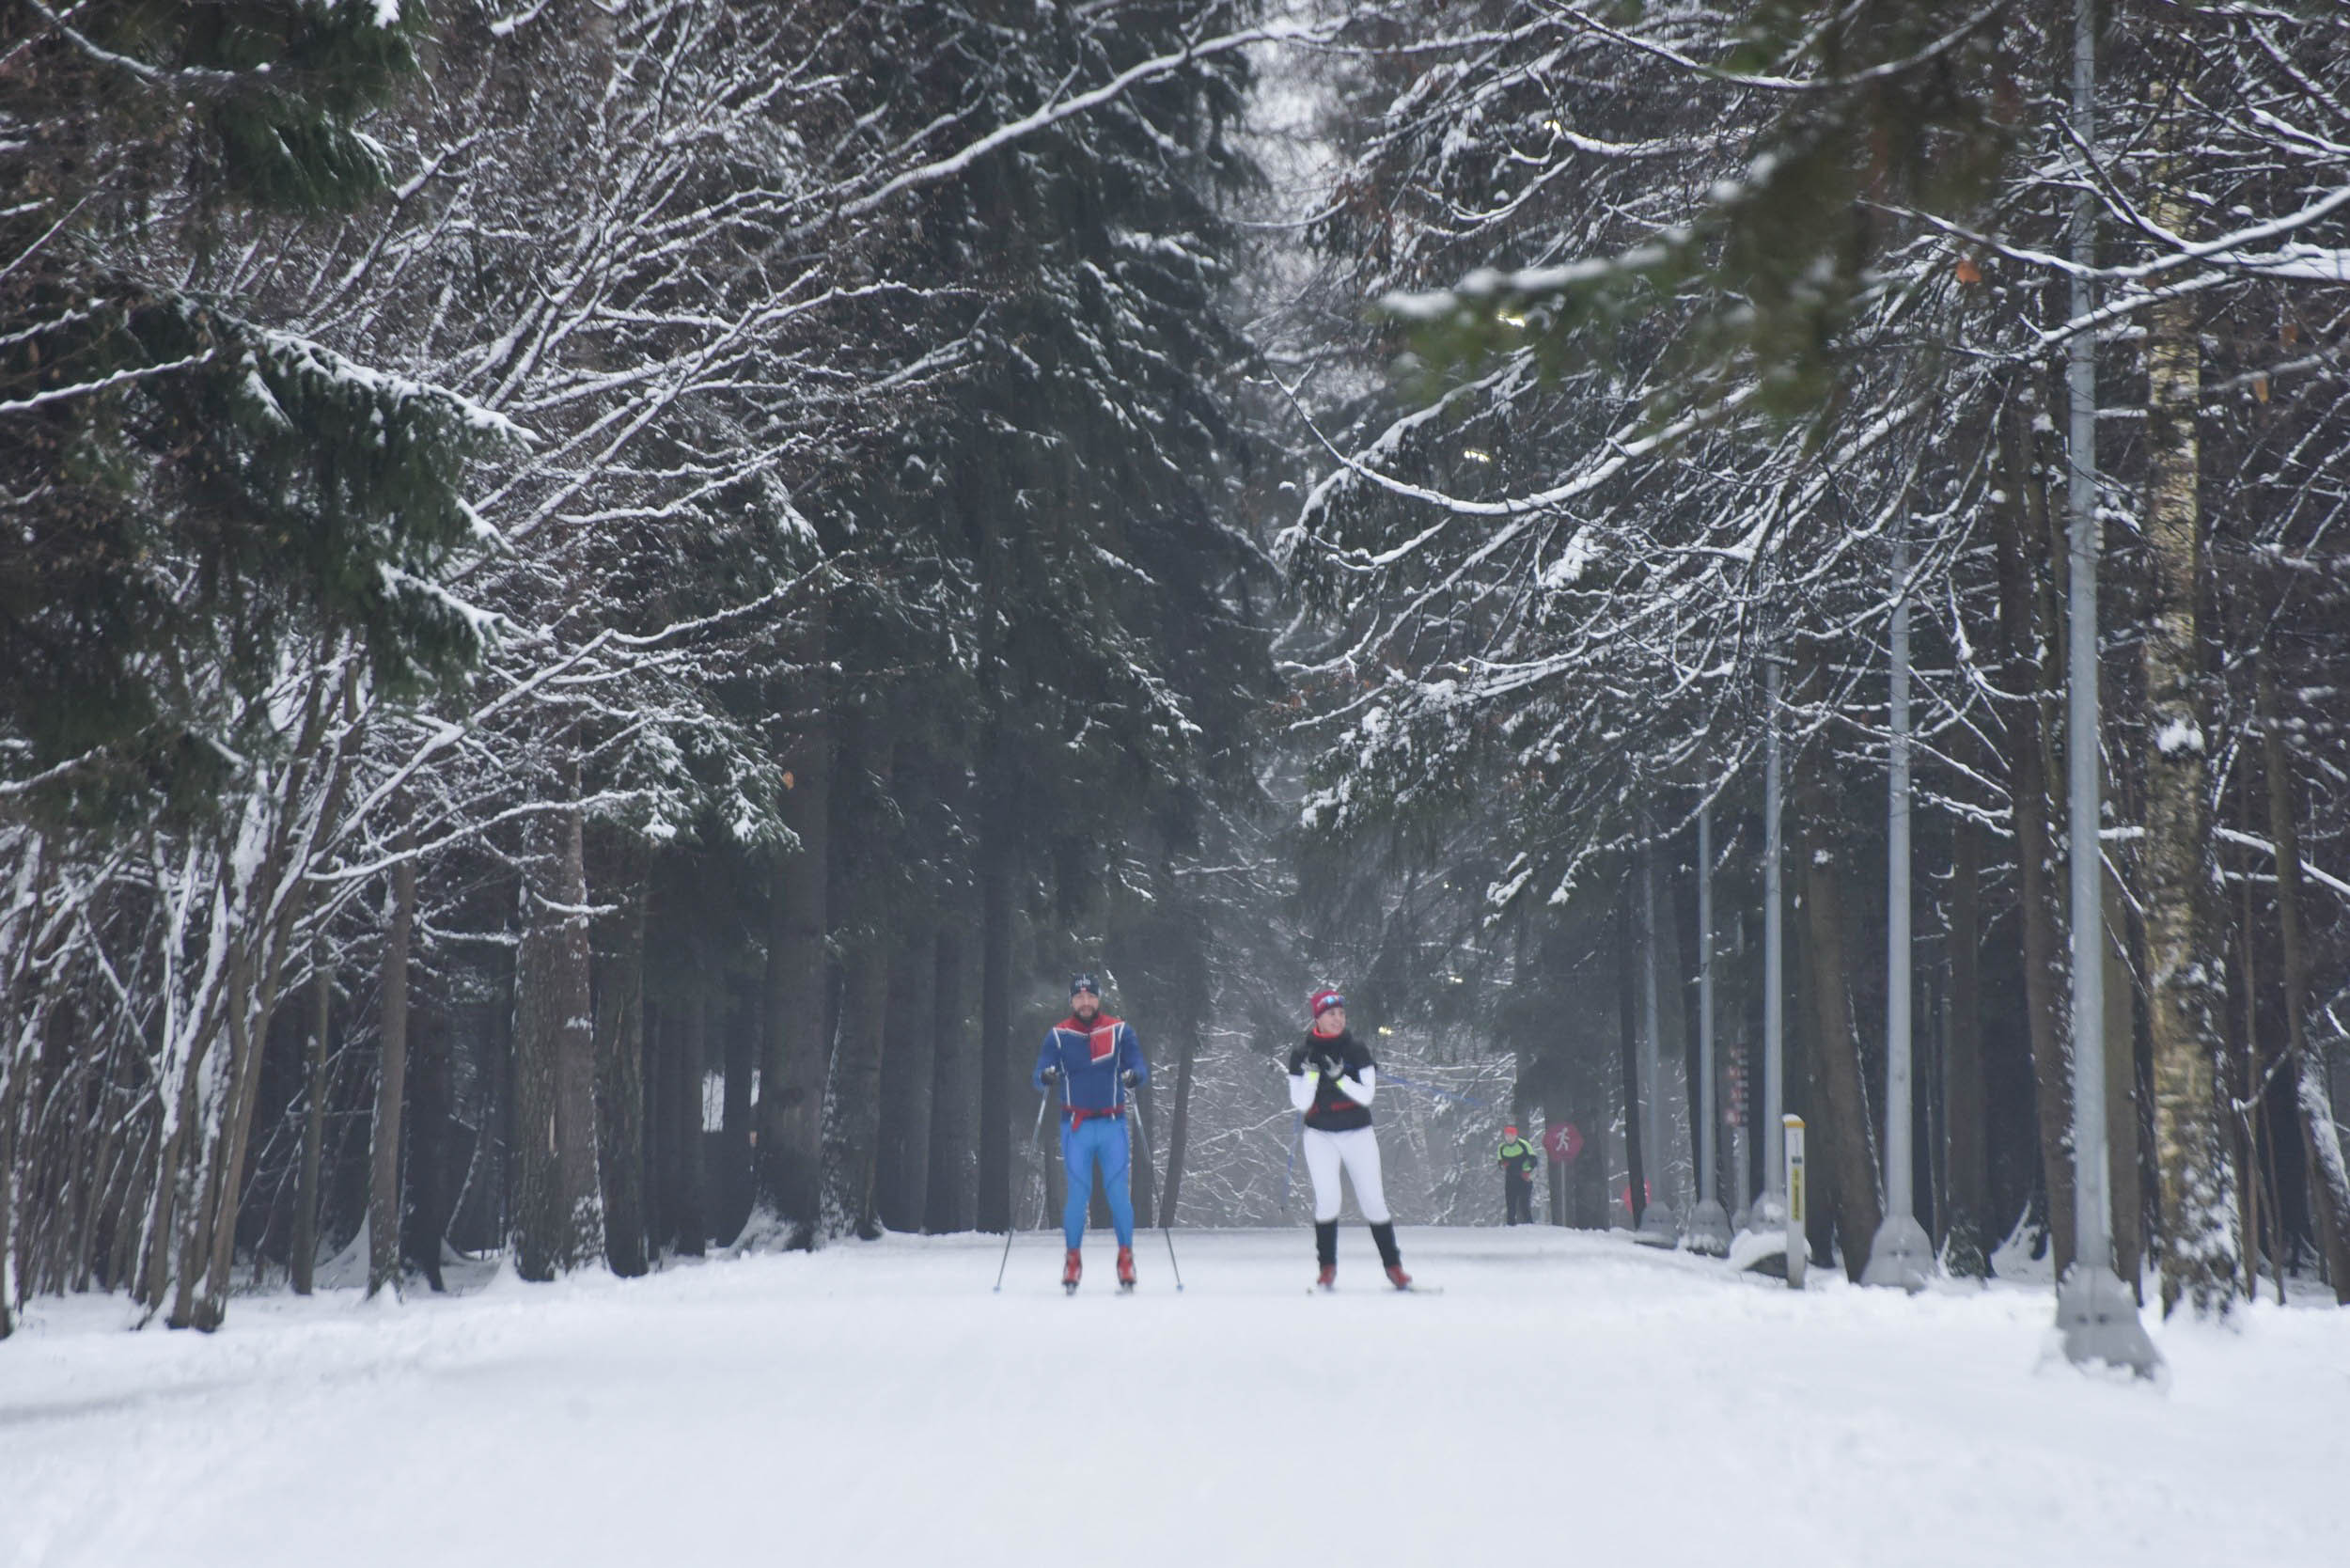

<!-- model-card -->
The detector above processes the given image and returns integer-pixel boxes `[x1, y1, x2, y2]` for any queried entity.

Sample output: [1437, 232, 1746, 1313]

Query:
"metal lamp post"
[1865, 518, 1934, 1290]
[2052, 0, 2159, 1376]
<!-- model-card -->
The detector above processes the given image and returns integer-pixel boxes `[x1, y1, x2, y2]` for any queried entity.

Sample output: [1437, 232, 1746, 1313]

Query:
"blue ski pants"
[1060, 1114, 1135, 1250]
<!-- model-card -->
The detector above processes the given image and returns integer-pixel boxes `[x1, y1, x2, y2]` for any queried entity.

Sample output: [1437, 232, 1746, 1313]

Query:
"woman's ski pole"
[994, 1089, 1052, 1293]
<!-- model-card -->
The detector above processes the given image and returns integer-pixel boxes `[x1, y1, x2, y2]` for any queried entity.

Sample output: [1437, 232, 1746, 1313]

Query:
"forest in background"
[2, 0, 2345, 1335]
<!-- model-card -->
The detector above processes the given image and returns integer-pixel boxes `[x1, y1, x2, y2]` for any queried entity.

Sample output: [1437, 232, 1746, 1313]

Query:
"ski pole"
[994, 1089, 1052, 1293]
[1129, 1089, 1183, 1291]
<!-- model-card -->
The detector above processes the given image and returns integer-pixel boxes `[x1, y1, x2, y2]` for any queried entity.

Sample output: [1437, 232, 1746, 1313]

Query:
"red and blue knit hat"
[1308, 988, 1345, 1018]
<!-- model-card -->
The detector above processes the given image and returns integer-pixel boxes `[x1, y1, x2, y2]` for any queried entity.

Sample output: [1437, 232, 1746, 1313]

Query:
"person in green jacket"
[1498, 1126, 1539, 1225]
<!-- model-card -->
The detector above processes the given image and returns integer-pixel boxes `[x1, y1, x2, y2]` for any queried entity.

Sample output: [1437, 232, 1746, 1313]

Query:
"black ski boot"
[1371, 1222, 1411, 1290]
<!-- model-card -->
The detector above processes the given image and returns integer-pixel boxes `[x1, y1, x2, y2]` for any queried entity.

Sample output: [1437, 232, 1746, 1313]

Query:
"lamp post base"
[1684, 1199, 1731, 1257]
[2055, 1263, 2163, 1379]
[1861, 1213, 1935, 1292]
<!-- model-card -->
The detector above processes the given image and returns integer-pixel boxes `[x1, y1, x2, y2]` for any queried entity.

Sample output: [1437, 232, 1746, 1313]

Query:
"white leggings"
[1303, 1126, 1391, 1224]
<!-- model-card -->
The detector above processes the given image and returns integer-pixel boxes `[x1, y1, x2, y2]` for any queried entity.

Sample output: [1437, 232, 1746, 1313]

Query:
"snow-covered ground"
[5, 1228, 2345, 1568]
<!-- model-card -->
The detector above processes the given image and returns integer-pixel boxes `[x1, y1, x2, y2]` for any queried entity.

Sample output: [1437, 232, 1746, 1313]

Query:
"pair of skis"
[1309, 1280, 1443, 1294]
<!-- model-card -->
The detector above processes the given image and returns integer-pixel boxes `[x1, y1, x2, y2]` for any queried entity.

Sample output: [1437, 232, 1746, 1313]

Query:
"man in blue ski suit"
[1033, 973, 1150, 1291]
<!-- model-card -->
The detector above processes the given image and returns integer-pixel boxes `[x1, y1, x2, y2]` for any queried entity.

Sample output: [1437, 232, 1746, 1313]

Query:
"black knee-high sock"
[1315, 1220, 1338, 1267]
[1370, 1221, 1401, 1268]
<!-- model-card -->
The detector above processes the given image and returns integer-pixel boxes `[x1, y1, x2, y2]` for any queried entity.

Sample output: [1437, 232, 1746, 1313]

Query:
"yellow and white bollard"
[1782, 1114, 1806, 1290]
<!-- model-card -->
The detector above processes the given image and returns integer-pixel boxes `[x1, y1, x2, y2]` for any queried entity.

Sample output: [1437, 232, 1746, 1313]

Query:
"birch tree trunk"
[368, 834, 415, 1299]
[2258, 660, 2350, 1301]
[2139, 162, 2238, 1317]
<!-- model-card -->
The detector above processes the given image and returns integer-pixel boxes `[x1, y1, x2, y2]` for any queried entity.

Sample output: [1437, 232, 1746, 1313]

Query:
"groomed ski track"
[5, 1227, 2343, 1568]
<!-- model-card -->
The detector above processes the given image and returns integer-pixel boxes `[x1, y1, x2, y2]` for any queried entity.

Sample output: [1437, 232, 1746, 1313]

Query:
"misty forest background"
[3, 0, 2348, 1335]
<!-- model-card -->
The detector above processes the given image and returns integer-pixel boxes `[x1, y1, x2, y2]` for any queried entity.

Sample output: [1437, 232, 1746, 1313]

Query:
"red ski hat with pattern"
[1308, 988, 1345, 1019]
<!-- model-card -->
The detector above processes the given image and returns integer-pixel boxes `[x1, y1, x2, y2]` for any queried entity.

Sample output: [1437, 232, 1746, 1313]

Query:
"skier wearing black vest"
[1497, 1125, 1539, 1224]
[1287, 988, 1410, 1290]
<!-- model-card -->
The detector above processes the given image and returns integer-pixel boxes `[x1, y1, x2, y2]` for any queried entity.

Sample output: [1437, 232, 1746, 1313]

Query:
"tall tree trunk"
[514, 839, 561, 1281]
[975, 821, 1015, 1233]
[290, 961, 332, 1295]
[1794, 740, 1884, 1282]
[514, 800, 603, 1278]
[1159, 978, 1203, 1227]
[1995, 394, 2078, 1276]
[674, 987, 708, 1256]
[407, 1002, 451, 1294]
[825, 930, 893, 1241]
[368, 839, 415, 1298]
[2259, 661, 2350, 1301]
[594, 834, 650, 1277]
[2101, 834, 2144, 1292]
[2139, 166, 2237, 1316]
[644, 997, 670, 1259]
[719, 985, 752, 1244]
[925, 926, 970, 1232]
[759, 631, 831, 1248]
[1945, 805, 1989, 1278]
[554, 804, 603, 1269]
[2228, 823, 2264, 1298]
[876, 928, 936, 1233]
[1653, 846, 1694, 1208]
[823, 714, 893, 1241]
[0, 1039, 15, 1340]
[1618, 893, 1645, 1227]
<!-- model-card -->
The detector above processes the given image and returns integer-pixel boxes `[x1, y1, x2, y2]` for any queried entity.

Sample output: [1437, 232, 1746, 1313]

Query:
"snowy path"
[4, 1228, 2345, 1568]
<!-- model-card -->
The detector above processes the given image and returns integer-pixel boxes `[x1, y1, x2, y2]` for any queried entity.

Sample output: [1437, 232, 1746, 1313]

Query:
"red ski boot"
[1385, 1262, 1414, 1291]
[1117, 1247, 1136, 1291]
[1315, 1263, 1337, 1291]
[1062, 1248, 1082, 1294]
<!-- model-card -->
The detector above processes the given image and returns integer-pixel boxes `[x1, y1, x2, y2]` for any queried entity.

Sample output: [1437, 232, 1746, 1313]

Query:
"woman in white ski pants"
[1298, 1119, 1389, 1224]
[1288, 990, 1410, 1288]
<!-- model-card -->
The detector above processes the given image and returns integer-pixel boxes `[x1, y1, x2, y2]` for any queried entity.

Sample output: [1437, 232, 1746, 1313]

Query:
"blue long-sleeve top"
[1034, 1011, 1148, 1112]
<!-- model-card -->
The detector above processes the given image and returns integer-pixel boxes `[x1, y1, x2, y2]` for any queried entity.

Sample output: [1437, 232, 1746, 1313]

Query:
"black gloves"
[1121, 1069, 1140, 1089]
[1041, 1065, 1060, 1086]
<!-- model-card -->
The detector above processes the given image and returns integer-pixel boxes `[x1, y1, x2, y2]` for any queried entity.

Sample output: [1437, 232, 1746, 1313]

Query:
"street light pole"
[2053, 0, 2159, 1376]
[1865, 516, 1933, 1289]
